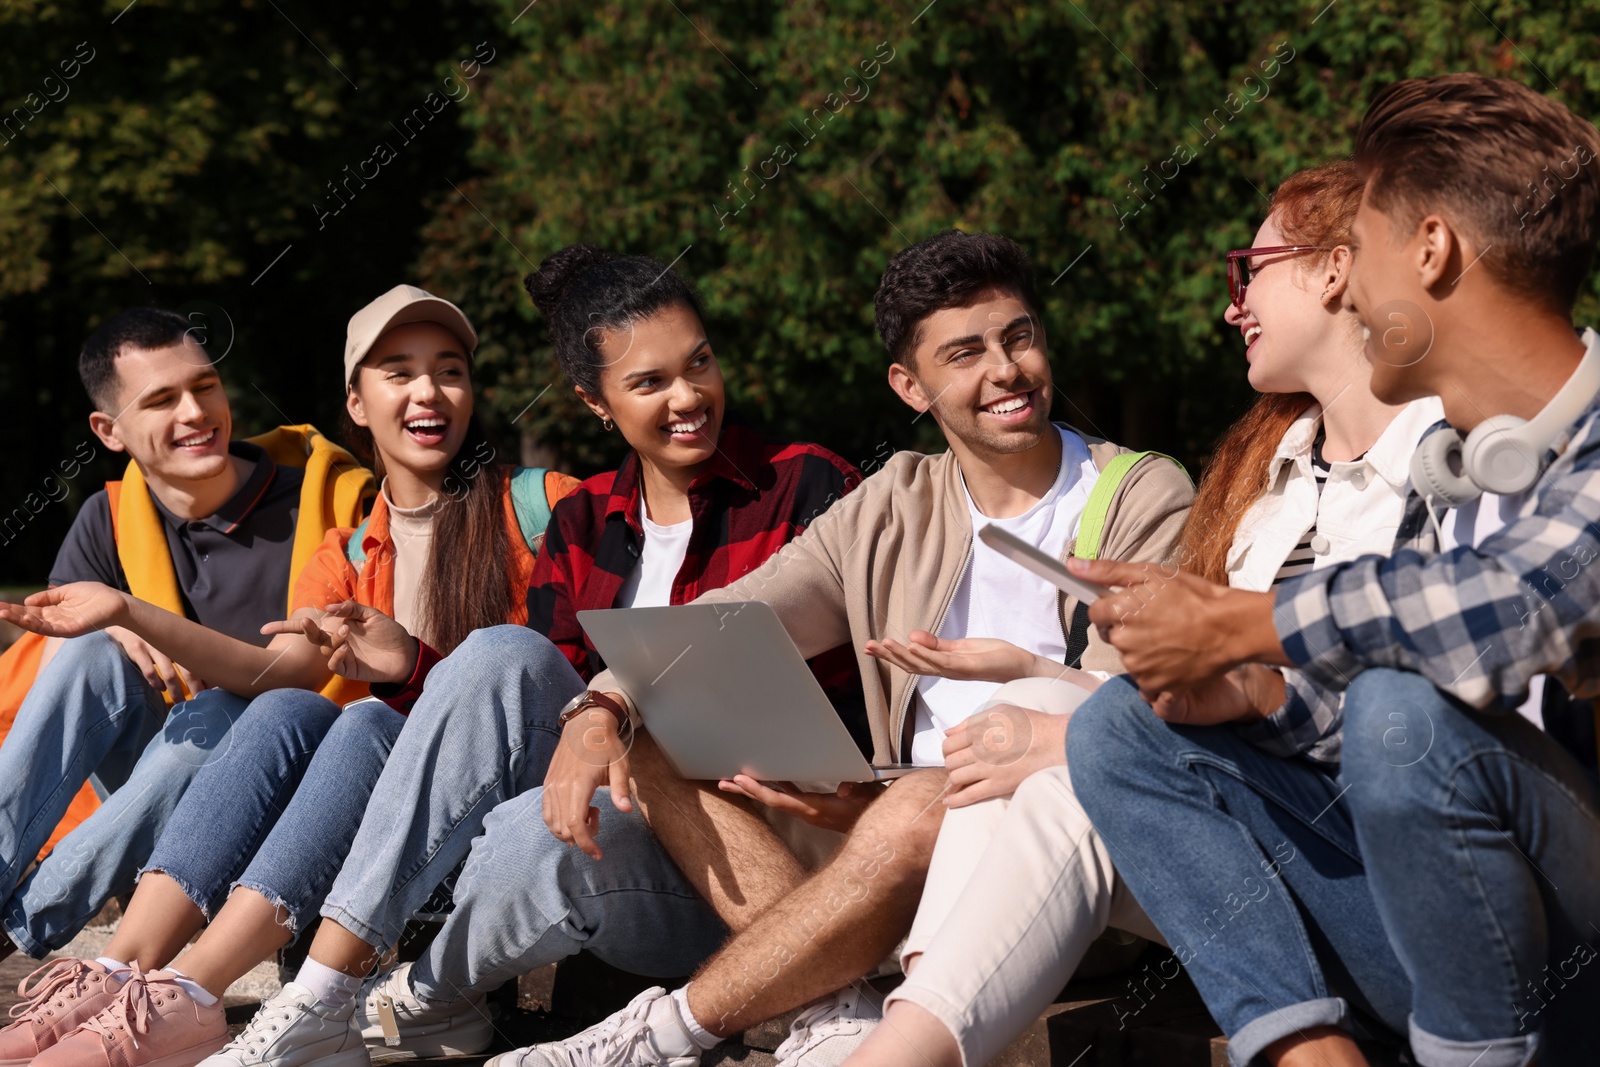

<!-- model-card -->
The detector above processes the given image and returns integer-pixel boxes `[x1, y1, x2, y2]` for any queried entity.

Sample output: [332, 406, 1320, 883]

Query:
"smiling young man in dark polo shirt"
[0, 307, 369, 963]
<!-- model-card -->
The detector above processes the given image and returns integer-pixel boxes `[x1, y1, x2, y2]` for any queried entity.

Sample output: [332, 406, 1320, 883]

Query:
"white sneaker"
[771, 985, 883, 1067]
[197, 982, 369, 1067]
[484, 986, 700, 1067]
[354, 961, 492, 1062]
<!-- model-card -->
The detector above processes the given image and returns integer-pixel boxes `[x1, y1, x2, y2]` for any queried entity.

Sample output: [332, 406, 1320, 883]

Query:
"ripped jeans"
[140, 690, 402, 941]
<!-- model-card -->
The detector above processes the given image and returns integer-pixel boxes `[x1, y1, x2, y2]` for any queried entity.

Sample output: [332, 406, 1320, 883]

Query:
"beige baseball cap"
[343, 284, 478, 385]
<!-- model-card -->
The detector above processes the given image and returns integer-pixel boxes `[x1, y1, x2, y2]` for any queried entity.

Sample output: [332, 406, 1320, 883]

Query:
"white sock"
[164, 967, 219, 1007]
[294, 958, 364, 1009]
[671, 985, 721, 1050]
[96, 957, 131, 983]
[641, 993, 699, 1058]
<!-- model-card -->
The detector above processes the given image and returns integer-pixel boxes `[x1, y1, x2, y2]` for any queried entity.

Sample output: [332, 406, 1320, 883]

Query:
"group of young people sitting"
[0, 70, 1594, 1067]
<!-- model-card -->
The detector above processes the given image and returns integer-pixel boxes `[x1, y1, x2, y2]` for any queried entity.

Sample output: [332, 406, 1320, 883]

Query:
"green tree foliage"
[3, 0, 1597, 584]
[418, 0, 1600, 477]
[0, 0, 495, 582]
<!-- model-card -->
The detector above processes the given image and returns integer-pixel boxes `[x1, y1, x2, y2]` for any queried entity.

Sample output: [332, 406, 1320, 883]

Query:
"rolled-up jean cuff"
[1229, 997, 1348, 1067]
[883, 981, 978, 1067]
[138, 865, 218, 923]
[1, 909, 44, 959]
[232, 880, 312, 945]
[318, 901, 388, 952]
[1409, 1015, 1538, 1067]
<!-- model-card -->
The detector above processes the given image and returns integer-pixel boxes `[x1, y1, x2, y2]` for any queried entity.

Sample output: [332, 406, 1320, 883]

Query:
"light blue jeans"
[409, 788, 728, 1003]
[139, 689, 391, 940]
[318, 626, 587, 952]
[0, 631, 247, 955]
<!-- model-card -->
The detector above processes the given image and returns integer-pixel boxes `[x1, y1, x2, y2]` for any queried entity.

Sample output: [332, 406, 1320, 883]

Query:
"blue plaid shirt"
[1253, 340, 1600, 764]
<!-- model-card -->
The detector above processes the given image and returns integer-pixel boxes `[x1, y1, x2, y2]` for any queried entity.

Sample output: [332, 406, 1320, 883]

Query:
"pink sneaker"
[0, 957, 122, 1065]
[33, 966, 228, 1067]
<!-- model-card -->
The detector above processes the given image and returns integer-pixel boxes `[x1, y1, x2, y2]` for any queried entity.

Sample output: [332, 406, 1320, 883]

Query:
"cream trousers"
[887, 676, 1164, 1067]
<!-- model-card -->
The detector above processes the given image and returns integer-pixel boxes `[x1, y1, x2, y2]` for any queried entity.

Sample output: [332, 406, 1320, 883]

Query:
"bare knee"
[848, 769, 948, 878]
[630, 730, 772, 830]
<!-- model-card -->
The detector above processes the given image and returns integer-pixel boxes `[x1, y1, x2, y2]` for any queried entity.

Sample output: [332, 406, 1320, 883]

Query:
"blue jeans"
[319, 626, 582, 951]
[1068, 677, 1412, 1067]
[1, 632, 247, 956]
[149, 692, 405, 940]
[140, 689, 346, 923]
[1340, 669, 1600, 1067]
[410, 788, 727, 1003]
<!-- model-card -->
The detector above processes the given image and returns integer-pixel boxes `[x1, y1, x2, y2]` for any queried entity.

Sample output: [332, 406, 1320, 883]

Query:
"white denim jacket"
[1226, 396, 1445, 593]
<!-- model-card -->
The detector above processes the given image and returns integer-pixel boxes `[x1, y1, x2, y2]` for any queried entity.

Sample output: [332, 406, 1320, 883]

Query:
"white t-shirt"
[908, 427, 1099, 765]
[1441, 491, 1547, 727]
[617, 501, 694, 609]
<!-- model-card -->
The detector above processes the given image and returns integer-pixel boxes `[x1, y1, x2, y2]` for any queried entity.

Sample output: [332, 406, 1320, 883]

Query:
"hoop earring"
[601, 417, 614, 432]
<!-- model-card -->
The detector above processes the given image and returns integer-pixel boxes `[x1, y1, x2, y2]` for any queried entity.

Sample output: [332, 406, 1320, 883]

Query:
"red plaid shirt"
[530, 419, 861, 685]
[375, 419, 864, 726]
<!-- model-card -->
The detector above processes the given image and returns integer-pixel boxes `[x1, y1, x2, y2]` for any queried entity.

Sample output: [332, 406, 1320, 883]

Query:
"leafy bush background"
[2, 0, 1594, 583]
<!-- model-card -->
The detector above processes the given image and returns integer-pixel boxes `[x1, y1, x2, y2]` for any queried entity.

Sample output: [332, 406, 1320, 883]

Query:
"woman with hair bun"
[132, 245, 860, 1067]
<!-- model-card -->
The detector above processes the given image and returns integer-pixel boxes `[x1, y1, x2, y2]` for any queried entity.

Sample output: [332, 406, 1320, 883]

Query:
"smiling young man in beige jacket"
[354, 231, 1194, 1067]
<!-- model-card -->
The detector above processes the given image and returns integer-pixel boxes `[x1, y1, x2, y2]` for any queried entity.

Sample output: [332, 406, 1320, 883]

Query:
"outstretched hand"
[0, 586, 208, 702]
[865, 631, 1040, 684]
[262, 601, 418, 684]
[0, 582, 129, 639]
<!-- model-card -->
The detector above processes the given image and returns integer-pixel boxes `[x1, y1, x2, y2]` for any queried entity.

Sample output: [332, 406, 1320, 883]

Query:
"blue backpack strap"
[345, 471, 552, 565]
[344, 517, 373, 567]
[509, 467, 555, 551]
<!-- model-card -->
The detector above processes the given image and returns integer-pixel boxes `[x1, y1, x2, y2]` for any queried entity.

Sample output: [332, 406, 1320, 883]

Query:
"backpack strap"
[1065, 450, 1181, 665]
[343, 467, 557, 567]
[344, 517, 373, 567]
[509, 467, 556, 552]
[1073, 450, 1181, 562]
[1064, 601, 1093, 669]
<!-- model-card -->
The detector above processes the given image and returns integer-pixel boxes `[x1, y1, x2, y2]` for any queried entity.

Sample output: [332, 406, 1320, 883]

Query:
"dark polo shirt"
[49, 442, 304, 647]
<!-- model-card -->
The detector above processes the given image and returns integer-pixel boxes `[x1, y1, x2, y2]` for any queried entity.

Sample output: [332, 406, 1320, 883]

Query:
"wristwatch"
[558, 689, 628, 731]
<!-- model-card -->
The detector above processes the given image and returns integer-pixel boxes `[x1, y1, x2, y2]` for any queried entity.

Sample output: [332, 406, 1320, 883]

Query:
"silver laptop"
[578, 601, 917, 782]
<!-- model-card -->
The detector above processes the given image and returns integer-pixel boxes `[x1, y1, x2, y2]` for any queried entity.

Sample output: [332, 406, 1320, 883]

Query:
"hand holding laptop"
[716, 776, 885, 833]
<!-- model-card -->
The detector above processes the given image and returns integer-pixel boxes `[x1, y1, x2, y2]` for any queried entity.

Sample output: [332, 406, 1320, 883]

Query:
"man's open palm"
[0, 582, 126, 638]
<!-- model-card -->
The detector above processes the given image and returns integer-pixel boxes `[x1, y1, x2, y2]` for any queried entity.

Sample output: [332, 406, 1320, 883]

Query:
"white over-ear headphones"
[1410, 328, 1600, 506]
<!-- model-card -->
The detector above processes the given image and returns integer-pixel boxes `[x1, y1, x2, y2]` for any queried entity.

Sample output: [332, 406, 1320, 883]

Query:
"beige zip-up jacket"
[595, 425, 1195, 765]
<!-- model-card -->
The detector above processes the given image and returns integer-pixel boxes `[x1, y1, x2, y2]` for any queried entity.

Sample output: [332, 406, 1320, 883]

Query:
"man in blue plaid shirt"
[1066, 75, 1600, 1067]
